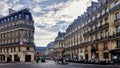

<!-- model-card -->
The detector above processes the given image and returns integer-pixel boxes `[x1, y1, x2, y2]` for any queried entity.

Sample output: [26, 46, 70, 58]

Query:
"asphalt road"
[0, 60, 119, 68]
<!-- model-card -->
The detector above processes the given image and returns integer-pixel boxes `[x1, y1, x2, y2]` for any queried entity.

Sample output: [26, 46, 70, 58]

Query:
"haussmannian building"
[54, 32, 65, 59]
[0, 8, 35, 62]
[64, 0, 120, 61]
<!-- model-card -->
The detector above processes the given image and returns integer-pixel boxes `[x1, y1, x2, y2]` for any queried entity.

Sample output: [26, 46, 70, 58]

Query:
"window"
[105, 17, 108, 23]
[19, 14, 22, 19]
[24, 30, 27, 35]
[95, 53, 99, 59]
[95, 33, 97, 40]
[104, 53, 109, 59]
[115, 12, 120, 21]
[11, 16, 13, 20]
[117, 40, 120, 48]
[105, 29, 109, 37]
[7, 48, 9, 52]
[104, 43, 108, 50]
[116, 26, 120, 33]
[26, 47, 30, 51]
[100, 20, 103, 26]
[96, 44, 98, 51]
[100, 31, 103, 39]
[15, 15, 17, 20]
[26, 14, 29, 20]
[8, 18, 10, 21]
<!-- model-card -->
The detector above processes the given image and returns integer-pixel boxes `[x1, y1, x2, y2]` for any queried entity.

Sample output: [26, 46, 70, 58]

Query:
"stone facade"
[0, 8, 35, 62]
[64, 0, 120, 61]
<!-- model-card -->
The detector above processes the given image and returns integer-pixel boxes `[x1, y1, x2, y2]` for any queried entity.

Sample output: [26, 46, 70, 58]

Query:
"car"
[94, 59, 100, 64]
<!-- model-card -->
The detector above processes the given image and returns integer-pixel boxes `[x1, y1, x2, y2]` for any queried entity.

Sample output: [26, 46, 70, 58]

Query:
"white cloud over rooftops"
[0, 0, 97, 47]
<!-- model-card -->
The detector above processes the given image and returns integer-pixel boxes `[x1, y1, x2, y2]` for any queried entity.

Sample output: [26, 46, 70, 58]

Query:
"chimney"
[9, 8, 16, 14]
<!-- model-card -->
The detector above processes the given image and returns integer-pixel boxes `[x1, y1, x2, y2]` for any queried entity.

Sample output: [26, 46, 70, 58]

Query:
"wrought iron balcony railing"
[0, 24, 34, 32]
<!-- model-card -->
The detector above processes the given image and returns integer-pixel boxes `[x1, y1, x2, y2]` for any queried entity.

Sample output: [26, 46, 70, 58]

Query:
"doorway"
[25, 55, 31, 62]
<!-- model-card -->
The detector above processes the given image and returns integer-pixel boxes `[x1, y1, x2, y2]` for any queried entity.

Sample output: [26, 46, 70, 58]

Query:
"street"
[0, 60, 119, 68]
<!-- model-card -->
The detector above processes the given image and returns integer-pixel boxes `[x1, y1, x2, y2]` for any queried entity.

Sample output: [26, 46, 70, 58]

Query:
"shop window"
[95, 53, 99, 59]
[104, 53, 109, 59]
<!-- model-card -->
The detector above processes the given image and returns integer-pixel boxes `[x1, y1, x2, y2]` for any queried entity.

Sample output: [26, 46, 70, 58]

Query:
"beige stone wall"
[64, 0, 120, 61]
[0, 46, 35, 62]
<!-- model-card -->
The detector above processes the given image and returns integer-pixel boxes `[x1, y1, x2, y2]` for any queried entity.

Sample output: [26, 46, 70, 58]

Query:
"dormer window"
[25, 14, 29, 20]
[19, 14, 22, 19]
[15, 15, 17, 20]
[11, 16, 13, 20]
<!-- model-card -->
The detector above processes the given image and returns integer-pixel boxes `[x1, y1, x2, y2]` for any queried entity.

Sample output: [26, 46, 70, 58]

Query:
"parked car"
[94, 59, 100, 64]
[99, 59, 112, 64]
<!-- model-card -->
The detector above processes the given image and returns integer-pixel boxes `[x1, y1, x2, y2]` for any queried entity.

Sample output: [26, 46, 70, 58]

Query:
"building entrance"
[25, 55, 31, 62]
[110, 49, 120, 63]
[14, 54, 20, 62]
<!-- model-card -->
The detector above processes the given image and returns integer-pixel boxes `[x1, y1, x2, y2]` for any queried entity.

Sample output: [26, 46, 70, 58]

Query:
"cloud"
[13, 4, 24, 10]
[0, 1, 9, 15]
[0, 0, 97, 47]
[34, 27, 57, 46]
[32, 5, 42, 13]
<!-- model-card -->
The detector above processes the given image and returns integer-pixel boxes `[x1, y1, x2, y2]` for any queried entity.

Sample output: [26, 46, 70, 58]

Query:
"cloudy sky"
[0, 0, 97, 47]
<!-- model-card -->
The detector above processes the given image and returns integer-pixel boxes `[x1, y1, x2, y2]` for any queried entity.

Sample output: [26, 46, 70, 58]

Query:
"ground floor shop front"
[64, 40, 120, 63]
[0, 52, 34, 62]
[0, 46, 35, 62]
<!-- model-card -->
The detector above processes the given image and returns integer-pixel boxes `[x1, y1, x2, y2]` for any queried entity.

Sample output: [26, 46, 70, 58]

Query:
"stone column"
[12, 54, 14, 62]
[20, 53, 25, 62]
[31, 53, 35, 62]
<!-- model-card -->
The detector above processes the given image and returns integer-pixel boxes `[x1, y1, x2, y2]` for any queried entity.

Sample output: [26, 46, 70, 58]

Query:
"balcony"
[84, 24, 109, 37]
[0, 42, 35, 47]
[83, 29, 97, 37]
[0, 24, 35, 32]
[97, 23, 109, 31]
[111, 32, 120, 39]
[83, 31, 91, 36]
[114, 18, 120, 26]
[98, 13, 109, 21]
[110, 4, 120, 13]
[94, 39, 100, 42]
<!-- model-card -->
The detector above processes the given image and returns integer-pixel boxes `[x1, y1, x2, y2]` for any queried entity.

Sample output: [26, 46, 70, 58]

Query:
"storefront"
[110, 48, 120, 63]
